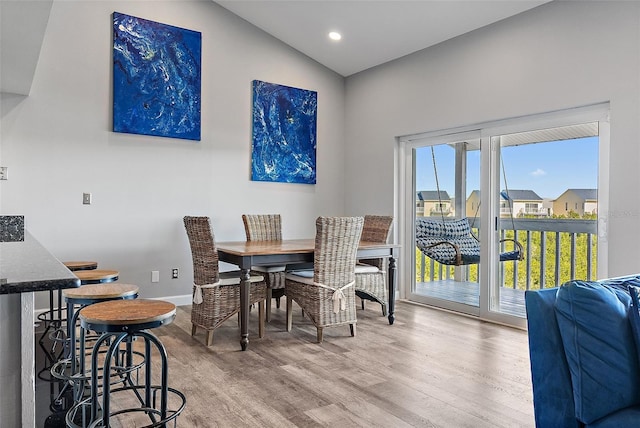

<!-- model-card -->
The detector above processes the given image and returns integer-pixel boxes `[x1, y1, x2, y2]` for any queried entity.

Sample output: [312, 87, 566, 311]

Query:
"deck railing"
[416, 218, 597, 290]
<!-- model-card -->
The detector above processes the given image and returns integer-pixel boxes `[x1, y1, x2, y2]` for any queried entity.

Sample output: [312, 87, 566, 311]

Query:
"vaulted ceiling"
[0, 0, 550, 96]
[214, 0, 550, 76]
[0, 0, 53, 95]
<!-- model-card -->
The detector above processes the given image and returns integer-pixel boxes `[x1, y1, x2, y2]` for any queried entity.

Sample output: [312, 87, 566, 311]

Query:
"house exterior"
[553, 189, 598, 217]
[466, 190, 481, 218]
[416, 191, 453, 217]
[466, 190, 540, 218]
[501, 190, 546, 218]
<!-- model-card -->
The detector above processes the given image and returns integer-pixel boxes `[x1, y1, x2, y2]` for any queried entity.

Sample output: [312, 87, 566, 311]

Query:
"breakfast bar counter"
[0, 231, 80, 427]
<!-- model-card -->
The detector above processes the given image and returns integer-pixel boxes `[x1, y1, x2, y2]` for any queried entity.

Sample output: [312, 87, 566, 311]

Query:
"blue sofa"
[525, 278, 640, 428]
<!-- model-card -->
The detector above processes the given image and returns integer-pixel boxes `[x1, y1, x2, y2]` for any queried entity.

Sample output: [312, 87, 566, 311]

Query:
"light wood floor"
[148, 300, 535, 427]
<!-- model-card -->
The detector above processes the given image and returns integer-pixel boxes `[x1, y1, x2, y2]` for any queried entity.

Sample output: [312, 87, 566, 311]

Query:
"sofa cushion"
[587, 405, 640, 428]
[599, 275, 640, 294]
[525, 288, 581, 428]
[600, 275, 640, 369]
[555, 280, 640, 424]
[628, 285, 640, 367]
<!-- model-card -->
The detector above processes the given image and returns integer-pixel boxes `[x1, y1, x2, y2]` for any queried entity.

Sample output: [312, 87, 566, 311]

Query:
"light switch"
[151, 270, 160, 283]
[83, 193, 92, 205]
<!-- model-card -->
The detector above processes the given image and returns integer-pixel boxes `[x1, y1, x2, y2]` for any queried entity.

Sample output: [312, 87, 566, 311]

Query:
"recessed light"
[328, 32, 342, 41]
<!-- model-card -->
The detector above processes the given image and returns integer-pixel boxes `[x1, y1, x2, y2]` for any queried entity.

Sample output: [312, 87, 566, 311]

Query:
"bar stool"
[67, 299, 186, 427]
[52, 270, 120, 362]
[38, 261, 98, 380]
[54, 283, 139, 375]
[50, 282, 138, 416]
[74, 269, 119, 285]
[64, 261, 99, 271]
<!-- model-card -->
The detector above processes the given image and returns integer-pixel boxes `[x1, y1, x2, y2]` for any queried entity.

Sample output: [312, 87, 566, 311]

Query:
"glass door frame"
[400, 129, 482, 317]
[396, 103, 610, 329]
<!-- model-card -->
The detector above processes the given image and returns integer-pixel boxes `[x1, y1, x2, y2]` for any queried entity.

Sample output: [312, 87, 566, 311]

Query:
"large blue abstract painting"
[251, 80, 317, 184]
[113, 12, 201, 141]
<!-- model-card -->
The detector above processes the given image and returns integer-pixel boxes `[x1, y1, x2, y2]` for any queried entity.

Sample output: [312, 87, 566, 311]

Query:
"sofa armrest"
[525, 288, 581, 428]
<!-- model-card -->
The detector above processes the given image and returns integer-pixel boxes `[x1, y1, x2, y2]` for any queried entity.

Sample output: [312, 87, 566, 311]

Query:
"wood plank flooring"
[148, 300, 535, 427]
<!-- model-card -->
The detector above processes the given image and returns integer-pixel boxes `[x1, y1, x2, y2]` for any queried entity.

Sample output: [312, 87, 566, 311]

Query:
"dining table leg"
[239, 268, 251, 351]
[387, 255, 396, 325]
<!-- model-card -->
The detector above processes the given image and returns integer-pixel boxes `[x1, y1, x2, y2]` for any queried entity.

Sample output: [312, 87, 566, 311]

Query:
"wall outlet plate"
[151, 270, 160, 283]
[172, 268, 179, 279]
[0, 167, 8, 180]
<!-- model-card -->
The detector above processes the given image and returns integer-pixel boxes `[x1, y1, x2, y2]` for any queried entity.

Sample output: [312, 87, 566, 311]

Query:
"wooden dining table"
[216, 238, 399, 351]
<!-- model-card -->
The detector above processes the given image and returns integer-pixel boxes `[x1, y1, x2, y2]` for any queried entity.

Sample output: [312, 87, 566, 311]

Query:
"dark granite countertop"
[0, 231, 80, 294]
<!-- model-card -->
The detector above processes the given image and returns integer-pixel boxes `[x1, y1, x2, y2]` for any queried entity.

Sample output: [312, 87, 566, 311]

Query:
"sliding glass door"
[487, 124, 600, 319]
[399, 105, 608, 327]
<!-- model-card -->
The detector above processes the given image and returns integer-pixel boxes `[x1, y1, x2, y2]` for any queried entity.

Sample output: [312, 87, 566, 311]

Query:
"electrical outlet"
[151, 270, 159, 283]
[172, 268, 179, 279]
[0, 167, 7, 180]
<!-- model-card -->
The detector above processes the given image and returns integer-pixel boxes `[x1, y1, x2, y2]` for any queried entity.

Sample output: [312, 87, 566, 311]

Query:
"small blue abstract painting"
[113, 12, 201, 141]
[251, 80, 317, 184]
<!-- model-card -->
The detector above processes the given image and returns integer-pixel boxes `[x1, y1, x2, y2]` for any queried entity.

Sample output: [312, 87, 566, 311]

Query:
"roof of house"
[501, 189, 543, 201]
[561, 188, 598, 200]
[417, 190, 450, 201]
[468, 190, 518, 201]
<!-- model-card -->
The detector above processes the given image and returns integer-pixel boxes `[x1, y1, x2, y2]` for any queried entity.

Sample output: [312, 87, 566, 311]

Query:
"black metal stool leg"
[67, 299, 185, 427]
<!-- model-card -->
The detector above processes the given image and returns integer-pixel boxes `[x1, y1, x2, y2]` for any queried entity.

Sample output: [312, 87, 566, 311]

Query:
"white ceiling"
[0, 0, 551, 96]
[215, 0, 551, 77]
[0, 0, 53, 95]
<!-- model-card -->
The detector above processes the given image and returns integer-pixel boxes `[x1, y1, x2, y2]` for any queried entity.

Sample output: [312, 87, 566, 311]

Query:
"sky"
[415, 136, 599, 200]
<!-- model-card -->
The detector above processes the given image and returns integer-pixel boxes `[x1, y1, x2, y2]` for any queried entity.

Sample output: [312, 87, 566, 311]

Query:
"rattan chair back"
[183, 216, 220, 286]
[183, 215, 267, 346]
[313, 216, 364, 287]
[359, 215, 393, 270]
[242, 214, 282, 241]
[285, 216, 364, 342]
[242, 214, 286, 321]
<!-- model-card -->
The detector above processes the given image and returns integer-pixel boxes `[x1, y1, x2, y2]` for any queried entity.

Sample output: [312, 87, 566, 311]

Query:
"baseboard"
[148, 294, 192, 307]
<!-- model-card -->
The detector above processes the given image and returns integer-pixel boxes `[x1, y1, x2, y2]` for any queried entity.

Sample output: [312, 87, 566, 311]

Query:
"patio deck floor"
[415, 279, 528, 317]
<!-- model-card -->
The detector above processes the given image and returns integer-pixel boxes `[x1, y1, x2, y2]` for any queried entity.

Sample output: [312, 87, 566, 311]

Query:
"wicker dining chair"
[242, 214, 286, 322]
[183, 216, 267, 346]
[356, 215, 393, 316]
[285, 216, 364, 343]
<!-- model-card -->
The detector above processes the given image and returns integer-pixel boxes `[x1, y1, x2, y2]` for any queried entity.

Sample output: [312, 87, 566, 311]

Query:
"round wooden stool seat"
[75, 269, 119, 284]
[80, 299, 176, 332]
[63, 261, 98, 271]
[63, 283, 138, 301]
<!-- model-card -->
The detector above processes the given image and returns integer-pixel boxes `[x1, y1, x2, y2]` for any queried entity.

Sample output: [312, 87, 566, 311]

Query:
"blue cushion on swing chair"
[416, 217, 472, 239]
[460, 253, 481, 265]
[500, 250, 521, 262]
[415, 218, 480, 265]
[416, 217, 522, 265]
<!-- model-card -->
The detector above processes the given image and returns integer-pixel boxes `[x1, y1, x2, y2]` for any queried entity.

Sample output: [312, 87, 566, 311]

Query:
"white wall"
[0, 0, 346, 309]
[344, 1, 640, 277]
